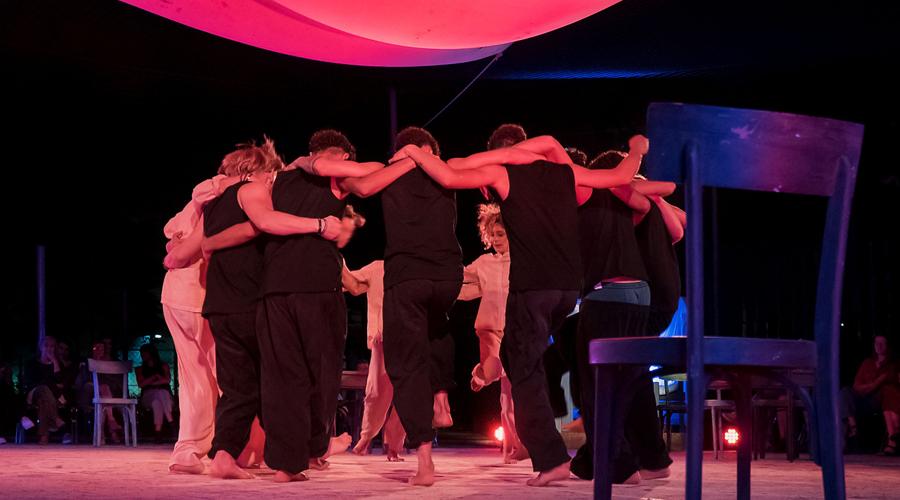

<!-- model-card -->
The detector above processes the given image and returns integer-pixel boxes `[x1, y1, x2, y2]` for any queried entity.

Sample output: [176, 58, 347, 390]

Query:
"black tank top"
[498, 161, 582, 292]
[578, 189, 648, 294]
[262, 169, 345, 295]
[382, 167, 463, 289]
[635, 202, 681, 313]
[202, 181, 264, 315]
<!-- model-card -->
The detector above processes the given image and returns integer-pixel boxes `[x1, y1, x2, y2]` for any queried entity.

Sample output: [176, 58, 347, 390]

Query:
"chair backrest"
[88, 359, 132, 400]
[643, 102, 863, 378]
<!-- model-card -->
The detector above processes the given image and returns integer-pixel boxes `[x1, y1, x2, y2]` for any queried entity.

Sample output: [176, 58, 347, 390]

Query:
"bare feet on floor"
[503, 447, 529, 464]
[169, 463, 205, 475]
[209, 451, 255, 479]
[386, 446, 405, 462]
[408, 443, 435, 486]
[526, 461, 571, 487]
[351, 438, 371, 456]
[640, 466, 671, 480]
[308, 457, 330, 471]
[325, 432, 351, 458]
[273, 470, 309, 483]
[621, 471, 641, 485]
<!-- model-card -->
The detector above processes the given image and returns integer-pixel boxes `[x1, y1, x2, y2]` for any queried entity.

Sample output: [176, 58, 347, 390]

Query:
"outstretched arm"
[288, 156, 383, 178]
[511, 135, 572, 165]
[339, 158, 417, 198]
[632, 179, 676, 197]
[202, 222, 260, 259]
[238, 182, 340, 240]
[402, 145, 505, 190]
[341, 264, 368, 296]
[163, 218, 204, 269]
[610, 183, 652, 219]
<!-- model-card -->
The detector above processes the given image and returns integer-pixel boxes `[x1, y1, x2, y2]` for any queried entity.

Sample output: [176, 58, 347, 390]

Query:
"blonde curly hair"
[476, 203, 504, 250]
[218, 136, 284, 178]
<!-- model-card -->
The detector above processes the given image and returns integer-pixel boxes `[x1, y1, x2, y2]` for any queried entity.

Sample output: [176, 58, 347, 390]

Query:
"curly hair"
[309, 129, 356, 161]
[565, 147, 588, 167]
[219, 136, 284, 179]
[395, 126, 440, 157]
[588, 150, 627, 170]
[476, 203, 504, 249]
[487, 124, 527, 150]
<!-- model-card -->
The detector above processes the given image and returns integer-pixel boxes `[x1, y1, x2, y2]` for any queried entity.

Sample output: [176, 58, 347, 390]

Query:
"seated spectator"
[24, 336, 67, 444]
[136, 343, 174, 442]
[842, 335, 900, 454]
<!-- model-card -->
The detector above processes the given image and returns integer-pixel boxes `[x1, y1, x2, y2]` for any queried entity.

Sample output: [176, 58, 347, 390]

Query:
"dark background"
[2, 0, 898, 436]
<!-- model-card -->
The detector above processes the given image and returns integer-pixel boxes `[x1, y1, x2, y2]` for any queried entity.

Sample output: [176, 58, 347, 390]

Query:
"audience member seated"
[0, 363, 22, 443]
[841, 335, 900, 454]
[136, 343, 174, 443]
[23, 336, 68, 444]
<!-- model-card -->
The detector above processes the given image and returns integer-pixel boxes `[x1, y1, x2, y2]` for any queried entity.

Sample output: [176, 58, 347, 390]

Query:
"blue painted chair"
[589, 103, 863, 500]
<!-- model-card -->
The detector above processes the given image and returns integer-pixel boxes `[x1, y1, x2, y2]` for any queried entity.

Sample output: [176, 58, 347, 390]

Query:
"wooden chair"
[88, 359, 138, 447]
[589, 103, 863, 500]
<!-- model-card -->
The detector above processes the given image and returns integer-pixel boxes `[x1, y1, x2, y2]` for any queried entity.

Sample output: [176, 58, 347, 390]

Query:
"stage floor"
[0, 445, 896, 499]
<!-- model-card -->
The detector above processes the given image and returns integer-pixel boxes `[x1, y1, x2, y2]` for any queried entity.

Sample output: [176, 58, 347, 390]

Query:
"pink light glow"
[494, 426, 505, 442]
[274, 0, 622, 49]
[120, 0, 508, 67]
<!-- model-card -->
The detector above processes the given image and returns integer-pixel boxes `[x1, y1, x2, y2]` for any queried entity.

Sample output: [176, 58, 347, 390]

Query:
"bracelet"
[318, 218, 325, 235]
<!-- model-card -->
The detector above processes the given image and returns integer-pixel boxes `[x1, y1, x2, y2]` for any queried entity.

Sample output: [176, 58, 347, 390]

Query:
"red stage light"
[494, 426, 505, 442]
[724, 428, 740, 446]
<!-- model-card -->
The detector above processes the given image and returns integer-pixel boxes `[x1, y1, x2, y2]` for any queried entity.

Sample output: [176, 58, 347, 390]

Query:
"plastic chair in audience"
[88, 359, 138, 447]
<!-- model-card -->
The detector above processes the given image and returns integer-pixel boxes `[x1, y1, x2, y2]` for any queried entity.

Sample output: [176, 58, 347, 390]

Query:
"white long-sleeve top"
[459, 252, 510, 331]
[160, 175, 229, 312]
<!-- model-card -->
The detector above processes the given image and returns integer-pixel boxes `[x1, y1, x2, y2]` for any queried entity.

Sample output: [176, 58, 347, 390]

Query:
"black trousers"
[207, 311, 261, 460]
[256, 292, 346, 474]
[543, 313, 580, 417]
[571, 287, 672, 482]
[383, 279, 461, 448]
[501, 289, 578, 472]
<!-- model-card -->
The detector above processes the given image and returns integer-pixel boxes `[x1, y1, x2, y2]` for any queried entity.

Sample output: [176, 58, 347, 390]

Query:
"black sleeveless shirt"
[382, 167, 463, 289]
[262, 169, 345, 295]
[635, 202, 681, 313]
[202, 181, 264, 315]
[497, 161, 582, 292]
[578, 189, 648, 295]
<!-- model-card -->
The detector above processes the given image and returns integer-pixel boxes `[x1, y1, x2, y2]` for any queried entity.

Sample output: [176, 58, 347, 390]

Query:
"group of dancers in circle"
[160, 123, 686, 487]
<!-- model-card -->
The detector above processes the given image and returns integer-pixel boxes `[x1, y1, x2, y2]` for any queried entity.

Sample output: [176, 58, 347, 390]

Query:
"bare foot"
[273, 470, 309, 483]
[408, 443, 435, 486]
[621, 471, 641, 485]
[640, 467, 670, 480]
[352, 438, 371, 456]
[526, 461, 571, 487]
[562, 417, 584, 433]
[432, 392, 453, 428]
[386, 446, 405, 462]
[169, 463, 205, 475]
[209, 451, 255, 479]
[308, 457, 330, 471]
[324, 432, 351, 458]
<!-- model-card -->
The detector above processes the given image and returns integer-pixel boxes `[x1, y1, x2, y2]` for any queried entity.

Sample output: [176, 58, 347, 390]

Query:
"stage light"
[154, 334, 162, 339]
[494, 426, 505, 442]
[724, 428, 740, 446]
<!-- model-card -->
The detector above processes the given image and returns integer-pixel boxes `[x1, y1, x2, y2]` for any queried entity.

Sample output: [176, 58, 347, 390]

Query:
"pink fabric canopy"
[121, 0, 509, 67]
[273, 0, 621, 49]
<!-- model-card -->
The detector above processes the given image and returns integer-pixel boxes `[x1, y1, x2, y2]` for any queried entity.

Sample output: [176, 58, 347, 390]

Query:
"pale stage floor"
[0, 445, 897, 499]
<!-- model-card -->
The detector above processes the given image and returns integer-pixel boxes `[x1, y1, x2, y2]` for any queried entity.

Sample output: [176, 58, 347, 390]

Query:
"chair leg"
[93, 405, 101, 447]
[131, 406, 138, 447]
[816, 383, 846, 500]
[786, 391, 795, 462]
[734, 375, 753, 500]
[593, 365, 615, 500]
[686, 375, 706, 500]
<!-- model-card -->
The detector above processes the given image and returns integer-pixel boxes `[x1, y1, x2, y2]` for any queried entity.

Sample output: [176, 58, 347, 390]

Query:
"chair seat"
[340, 370, 367, 390]
[93, 397, 138, 405]
[589, 336, 817, 369]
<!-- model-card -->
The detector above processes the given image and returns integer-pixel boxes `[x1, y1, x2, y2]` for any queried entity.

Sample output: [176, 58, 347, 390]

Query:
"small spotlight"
[840, 323, 845, 327]
[494, 426, 505, 442]
[724, 428, 740, 446]
[154, 334, 162, 339]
